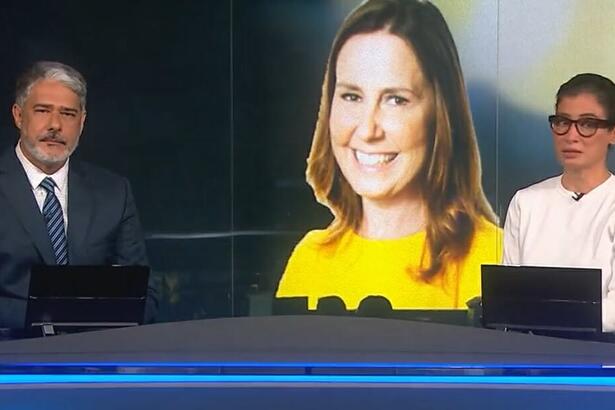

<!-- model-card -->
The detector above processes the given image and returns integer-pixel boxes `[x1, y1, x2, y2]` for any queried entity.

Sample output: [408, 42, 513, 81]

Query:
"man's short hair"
[15, 61, 87, 110]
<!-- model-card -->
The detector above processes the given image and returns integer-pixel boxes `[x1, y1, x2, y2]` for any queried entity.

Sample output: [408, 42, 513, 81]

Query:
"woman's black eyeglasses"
[548, 115, 614, 138]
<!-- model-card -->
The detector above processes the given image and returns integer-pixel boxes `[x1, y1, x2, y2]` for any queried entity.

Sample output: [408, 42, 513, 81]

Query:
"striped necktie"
[40, 177, 68, 265]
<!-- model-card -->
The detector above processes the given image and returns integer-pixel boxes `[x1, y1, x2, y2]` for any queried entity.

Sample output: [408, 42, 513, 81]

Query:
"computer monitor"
[481, 264, 602, 336]
[25, 265, 150, 336]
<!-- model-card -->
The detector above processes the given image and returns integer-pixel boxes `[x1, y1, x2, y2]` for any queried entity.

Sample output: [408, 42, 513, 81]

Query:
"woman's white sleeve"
[502, 192, 521, 265]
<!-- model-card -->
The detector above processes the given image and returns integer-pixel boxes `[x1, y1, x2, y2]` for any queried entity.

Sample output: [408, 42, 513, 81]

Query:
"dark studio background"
[1, 0, 234, 321]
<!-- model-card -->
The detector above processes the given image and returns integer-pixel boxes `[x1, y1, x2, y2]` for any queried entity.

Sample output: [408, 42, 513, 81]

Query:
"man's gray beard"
[21, 136, 79, 167]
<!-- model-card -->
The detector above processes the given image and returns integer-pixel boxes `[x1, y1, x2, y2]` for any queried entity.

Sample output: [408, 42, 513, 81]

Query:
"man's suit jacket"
[0, 148, 156, 328]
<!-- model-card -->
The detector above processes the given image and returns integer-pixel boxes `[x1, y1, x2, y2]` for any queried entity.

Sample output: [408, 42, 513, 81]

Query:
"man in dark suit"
[0, 61, 156, 328]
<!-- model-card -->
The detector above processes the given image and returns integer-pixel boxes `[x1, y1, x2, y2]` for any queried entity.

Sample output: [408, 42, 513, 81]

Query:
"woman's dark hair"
[556, 73, 615, 122]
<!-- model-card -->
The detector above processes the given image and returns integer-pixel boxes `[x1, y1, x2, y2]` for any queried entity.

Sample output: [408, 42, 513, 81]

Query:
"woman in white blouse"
[503, 73, 615, 331]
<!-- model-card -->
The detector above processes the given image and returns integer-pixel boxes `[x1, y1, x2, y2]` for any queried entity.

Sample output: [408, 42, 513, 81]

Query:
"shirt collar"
[15, 141, 69, 192]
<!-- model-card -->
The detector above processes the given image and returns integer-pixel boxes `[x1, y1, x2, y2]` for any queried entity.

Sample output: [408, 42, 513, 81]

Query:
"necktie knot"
[40, 177, 56, 194]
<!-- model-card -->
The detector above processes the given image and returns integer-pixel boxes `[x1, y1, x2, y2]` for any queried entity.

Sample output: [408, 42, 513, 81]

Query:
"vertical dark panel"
[231, 0, 354, 315]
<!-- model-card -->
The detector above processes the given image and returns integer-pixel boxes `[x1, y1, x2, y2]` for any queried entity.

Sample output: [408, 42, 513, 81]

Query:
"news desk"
[0, 316, 614, 409]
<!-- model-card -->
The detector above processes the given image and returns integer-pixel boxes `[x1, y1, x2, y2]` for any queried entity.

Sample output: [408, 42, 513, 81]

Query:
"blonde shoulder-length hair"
[306, 0, 496, 279]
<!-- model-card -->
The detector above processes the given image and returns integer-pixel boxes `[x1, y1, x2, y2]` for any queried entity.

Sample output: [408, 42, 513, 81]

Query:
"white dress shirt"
[15, 142, 69, 231]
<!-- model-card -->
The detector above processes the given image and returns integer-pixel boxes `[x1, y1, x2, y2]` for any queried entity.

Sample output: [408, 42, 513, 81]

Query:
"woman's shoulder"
[474, 218, 502, 242]
[294, 228, 335, 250]
[285, 228, 343, 261]
[461, 218, 502, 264]
[276, 228, 342, 297]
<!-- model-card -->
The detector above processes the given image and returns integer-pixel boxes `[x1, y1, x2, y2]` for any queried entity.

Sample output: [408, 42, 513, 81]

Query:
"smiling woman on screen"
[275, 0, 501, 311]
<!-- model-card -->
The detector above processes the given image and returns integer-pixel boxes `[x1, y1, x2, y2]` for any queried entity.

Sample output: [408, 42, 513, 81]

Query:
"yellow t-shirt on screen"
[276, 219, 502, 310]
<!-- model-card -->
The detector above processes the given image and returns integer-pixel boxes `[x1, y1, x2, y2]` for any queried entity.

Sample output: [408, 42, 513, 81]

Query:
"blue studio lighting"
[2, 361, 607, 369]
[0, 374, 615, 386]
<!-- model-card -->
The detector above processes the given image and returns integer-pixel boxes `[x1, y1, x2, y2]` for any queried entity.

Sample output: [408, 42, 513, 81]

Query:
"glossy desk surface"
[0, 316, 614, 409]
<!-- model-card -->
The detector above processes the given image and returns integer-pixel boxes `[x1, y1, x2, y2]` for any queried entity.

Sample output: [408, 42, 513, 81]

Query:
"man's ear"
[11, 104, 23, 130]
[79, 110, 87, 133]
[609, 127, 615, 146]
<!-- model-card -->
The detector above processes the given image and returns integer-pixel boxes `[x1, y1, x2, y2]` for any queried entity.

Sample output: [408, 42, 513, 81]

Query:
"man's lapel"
[67, 162, 93, 264]
[0, 149, 56, 264]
